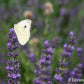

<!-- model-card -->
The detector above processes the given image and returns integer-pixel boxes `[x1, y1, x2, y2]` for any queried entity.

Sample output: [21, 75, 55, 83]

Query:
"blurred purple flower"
[68, 32, 76, 44]
[70, 63, 83, 79]
[71, 7, 77, 17]
[50, 37, 59, 48]
[60, 8, 67, 16]
[29, 53, 36, 63]
[6, 28, 20, 84]
[54, 74, 62, 81]
[77, 47, 82, 57]
[70, 31, 74, 35]
[27, 0, 33, 6]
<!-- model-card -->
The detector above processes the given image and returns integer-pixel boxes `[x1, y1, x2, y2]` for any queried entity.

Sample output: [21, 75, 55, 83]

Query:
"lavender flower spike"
[6, 28, 20, 84]
[34, 40, 54, 84]
[54, 32, 76, 83]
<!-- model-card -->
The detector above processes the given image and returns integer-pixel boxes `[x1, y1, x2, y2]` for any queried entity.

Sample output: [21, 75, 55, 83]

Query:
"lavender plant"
[5, 28, 83, 84]
[0, 0, 84, 84]
[54, 32, 76, 83]
[34, 37, 59, 84]
[6, 28, 20, 84]
[70, 63, 83, 79]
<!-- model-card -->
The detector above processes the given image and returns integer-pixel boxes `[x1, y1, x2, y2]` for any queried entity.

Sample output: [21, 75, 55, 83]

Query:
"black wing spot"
[24, 25, 27, 28]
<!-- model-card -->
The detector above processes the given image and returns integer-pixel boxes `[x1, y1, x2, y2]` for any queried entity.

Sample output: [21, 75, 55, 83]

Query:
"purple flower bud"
[70, 31, 74, 36]
[77, 47, 82, 57]
[64, 43, 67, 48]
[71, 46, 75, 50]
[54, 74, 62, 81]
[60, 8, 67, 16]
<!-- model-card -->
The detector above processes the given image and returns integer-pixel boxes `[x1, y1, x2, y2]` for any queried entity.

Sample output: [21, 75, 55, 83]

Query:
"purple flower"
[54, 74, 62, 81]
[6, 28, 20, 84]
[54, 32, 76, 83]
[44, 40, 50, 48]
[64, 43, 67, 48]
[60, 8, 67, 16]
[34, 39, 59, 84]
[29, 53, 36, 63]
[50, 37, 59, 48]
[70, 63, 83, 79]
[68, 32, 76, 44]
[77, 47, 82, 51]
[71, 46, 75, 50]
[70, 31, 74, 36]
[34, 78, 42, 84]
[77, 47, 82, 57]
[47, 47, 53, 54]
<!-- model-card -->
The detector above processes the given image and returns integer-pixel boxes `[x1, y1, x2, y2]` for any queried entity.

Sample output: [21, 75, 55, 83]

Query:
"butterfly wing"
[17, 19, 32, 31]
[14, 19, 31, 45]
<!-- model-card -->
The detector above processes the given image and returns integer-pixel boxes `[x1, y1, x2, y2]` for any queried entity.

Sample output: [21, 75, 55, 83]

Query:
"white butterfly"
[14, 19, 32, 45]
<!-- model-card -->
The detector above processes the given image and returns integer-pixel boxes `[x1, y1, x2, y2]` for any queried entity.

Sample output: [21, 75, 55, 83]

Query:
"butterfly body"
[14, 19, 32, 45]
